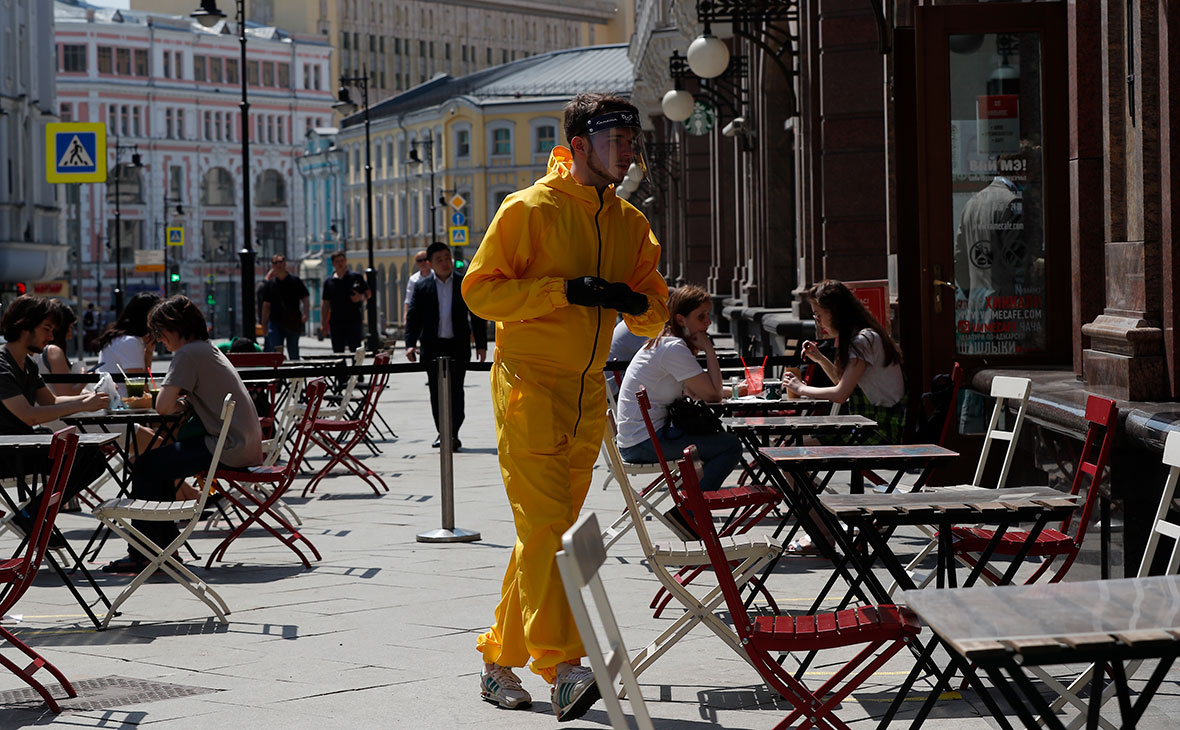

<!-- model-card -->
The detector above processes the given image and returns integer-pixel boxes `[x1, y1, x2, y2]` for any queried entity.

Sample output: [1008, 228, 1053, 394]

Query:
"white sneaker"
[480, 663, 531, 709]
[551, 662, 600, 722]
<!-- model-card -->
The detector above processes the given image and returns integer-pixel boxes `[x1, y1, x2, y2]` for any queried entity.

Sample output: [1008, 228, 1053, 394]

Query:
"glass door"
[914, 3, 1069, 382]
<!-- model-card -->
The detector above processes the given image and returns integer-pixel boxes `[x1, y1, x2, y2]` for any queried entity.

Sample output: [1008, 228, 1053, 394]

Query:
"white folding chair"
[557, 512, 655, 730]
[603, 437, 779, 686]
[93, 395, 235, 627]
[1039, 430, 1180, 729]
[598, 387, 679, 549]
[314, 347, 366, 421]
[893, 375, 1032, 593]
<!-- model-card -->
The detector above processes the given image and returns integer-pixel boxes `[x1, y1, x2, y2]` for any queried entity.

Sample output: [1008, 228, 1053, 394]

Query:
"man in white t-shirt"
[402, 249, 432, 329]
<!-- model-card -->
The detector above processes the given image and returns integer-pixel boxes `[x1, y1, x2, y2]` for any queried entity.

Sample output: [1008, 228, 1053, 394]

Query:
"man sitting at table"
[0, 295, 111, 541]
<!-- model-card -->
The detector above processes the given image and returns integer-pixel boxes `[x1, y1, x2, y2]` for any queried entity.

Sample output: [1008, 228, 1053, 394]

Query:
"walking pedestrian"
[321, 251, 370, 353]
[462, 92, 668, 721]
[259, 254, 310, 361]
[404, 242, 487, 450]
[403, 248, 431, 329]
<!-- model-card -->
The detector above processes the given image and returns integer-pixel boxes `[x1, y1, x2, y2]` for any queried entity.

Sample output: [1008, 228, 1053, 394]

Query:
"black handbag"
[666, 397, 724, 435]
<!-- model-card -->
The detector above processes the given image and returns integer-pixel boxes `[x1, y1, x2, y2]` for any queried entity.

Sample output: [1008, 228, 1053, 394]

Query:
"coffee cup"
[783, 367, 802, 399]
[764, 382, 781, 400]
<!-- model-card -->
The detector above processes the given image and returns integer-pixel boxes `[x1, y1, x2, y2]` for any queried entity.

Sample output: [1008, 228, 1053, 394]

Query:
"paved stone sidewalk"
[2, 339, 1178, 729]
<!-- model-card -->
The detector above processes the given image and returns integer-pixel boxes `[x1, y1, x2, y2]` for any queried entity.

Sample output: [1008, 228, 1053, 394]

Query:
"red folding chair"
[302, 352, 390, 496]
[225, 352, 286, 368]
[635, 387, 781, 617]
[676, 445, 921, 730]
[0, 428, 79, 713]
[949, 394, 1117, 585]
[205, 379, 328, 568]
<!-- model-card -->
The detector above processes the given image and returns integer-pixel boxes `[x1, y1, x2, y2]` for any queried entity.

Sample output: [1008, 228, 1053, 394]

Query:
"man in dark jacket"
[260, 254, 310, 361]
[405, 241, 487, 450]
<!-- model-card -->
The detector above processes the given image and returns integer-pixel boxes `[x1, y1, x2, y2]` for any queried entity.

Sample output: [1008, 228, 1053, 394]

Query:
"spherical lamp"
[661, 88, 695, 122]
[687, 33, 730, 79]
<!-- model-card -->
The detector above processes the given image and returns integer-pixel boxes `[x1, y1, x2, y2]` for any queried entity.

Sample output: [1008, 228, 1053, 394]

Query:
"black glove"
[602, 282, 649, 316]
[566, 276, 610, 307]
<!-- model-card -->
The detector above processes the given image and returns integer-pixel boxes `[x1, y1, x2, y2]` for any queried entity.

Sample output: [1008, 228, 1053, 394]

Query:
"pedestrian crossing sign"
[166, 227, 185, 247]
[448, 226, 468, 246]
[45, 123, 106, 183]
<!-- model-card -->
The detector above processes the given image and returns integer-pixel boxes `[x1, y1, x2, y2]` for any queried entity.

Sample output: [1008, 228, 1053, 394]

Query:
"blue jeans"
[266, 322, 301, 361]
[620, 428, 742, 492]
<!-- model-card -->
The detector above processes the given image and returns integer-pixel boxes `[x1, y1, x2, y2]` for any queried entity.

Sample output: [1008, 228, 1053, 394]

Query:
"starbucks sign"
[685, 99, 716, 136]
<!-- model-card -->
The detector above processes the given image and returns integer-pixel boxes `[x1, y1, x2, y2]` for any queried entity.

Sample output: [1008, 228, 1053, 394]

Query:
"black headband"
[585, 110, 640, 134]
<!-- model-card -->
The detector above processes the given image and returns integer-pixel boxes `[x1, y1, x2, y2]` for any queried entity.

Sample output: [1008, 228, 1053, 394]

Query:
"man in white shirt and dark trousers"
[404, 242, 487, 450]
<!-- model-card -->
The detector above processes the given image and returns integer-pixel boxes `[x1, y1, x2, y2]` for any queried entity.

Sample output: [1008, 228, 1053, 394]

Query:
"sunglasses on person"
[416, 257, 428, 263]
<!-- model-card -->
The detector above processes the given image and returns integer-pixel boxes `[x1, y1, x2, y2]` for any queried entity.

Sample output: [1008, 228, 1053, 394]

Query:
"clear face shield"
[585, 110, 648, 185]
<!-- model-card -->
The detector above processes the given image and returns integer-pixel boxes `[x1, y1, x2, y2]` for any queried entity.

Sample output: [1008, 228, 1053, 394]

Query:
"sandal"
[100, 556, 151, 574]
[786, 537, 821, 556]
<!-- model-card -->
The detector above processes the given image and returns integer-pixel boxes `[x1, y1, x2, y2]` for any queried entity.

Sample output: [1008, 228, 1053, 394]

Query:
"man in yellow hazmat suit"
[462, 93, 669, 722]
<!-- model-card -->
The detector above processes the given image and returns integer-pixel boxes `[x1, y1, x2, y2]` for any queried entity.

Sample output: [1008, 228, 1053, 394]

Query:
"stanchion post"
[417, 356, 480, 543]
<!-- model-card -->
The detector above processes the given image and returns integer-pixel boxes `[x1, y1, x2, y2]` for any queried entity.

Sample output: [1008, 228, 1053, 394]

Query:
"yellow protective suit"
[463, 146, 668, 681]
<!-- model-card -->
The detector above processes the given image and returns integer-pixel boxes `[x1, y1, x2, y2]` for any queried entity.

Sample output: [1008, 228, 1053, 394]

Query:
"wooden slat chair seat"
[634, 387, 781, 618]
[302, 353, 390, 497]
[601, 437, 781, 687]
[92, 395, 236, 627]
[675, 445, 922, 730]
[205, 379, 328, 568]
[556, 512, 655, 730]
[0, 428, 79, 713]
[948, 394, 1117, 586]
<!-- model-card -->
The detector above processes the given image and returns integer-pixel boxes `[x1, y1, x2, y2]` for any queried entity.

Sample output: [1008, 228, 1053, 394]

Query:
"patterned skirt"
[819, 387, 906, 445]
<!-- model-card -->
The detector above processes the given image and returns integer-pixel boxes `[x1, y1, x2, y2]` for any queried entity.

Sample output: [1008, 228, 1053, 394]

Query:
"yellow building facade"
[334, 44, 633, 330]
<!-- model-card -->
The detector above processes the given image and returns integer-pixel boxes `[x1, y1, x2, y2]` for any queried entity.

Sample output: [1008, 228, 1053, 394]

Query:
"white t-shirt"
[96, 334, 146, 396]
[848, 329, 904, 407]
[615, 336, 705, 448]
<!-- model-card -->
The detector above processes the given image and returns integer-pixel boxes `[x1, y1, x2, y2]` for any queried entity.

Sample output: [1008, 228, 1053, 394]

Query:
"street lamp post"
[192, 0, 256, 341]
[334, 67, 381, 352]
[110, 139, 142, 315]
[408, 137, 438, 245]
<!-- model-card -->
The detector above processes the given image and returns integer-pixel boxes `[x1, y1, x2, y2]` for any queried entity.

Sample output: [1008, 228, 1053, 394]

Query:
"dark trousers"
[330, 319, 364, 353]
[424, 338, 470, 438]
[128, 437, 212, 558]
[1, 443, 106, 518]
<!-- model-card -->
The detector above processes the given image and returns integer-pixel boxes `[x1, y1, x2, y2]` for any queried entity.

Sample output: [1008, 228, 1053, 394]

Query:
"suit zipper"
[572, 191, 606, 438]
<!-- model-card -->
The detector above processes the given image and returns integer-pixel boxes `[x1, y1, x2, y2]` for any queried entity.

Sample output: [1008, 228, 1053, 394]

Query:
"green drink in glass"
[125, 378, 146, 398]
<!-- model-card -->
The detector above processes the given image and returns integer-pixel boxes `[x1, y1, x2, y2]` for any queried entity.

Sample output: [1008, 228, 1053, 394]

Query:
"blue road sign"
[451, 211, 466, 227]
[46, 123, 106, 182]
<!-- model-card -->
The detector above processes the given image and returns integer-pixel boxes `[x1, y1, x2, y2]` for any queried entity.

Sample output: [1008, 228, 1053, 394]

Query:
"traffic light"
[169, 265, 181, 284]
[205, 285, 216, 307]
[453, 246, 467, 271]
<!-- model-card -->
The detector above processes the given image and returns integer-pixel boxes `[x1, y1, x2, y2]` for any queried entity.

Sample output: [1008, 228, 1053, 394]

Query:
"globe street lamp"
[334, 68, 381, 352]
[192, 0, 256, 341]
[109, 140, 142, 315]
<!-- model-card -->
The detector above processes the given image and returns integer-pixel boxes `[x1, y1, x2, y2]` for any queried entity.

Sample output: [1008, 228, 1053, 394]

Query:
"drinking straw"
[115, 364, 130, 383]
[147, 369, 159, 390]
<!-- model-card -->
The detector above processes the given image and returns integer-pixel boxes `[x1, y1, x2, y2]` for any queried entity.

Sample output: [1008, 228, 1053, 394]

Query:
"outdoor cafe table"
[709, 395, 833, 417]
[724, 414, 877, 486]
[761, 443, 958, 495]
[894, 575, 1180, 730]
[818, 486, 1080, 609]
[0, 432, 120, 629]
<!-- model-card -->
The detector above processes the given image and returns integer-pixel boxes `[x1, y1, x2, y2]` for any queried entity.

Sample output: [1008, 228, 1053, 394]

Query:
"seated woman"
[615, 285, 742, 499]
[102, 295, 264, 574]
[37, 300, 86, 396]
[95, 291, 160, 401]
[783, 280, 905, 443]
[781, 280, 905, 554]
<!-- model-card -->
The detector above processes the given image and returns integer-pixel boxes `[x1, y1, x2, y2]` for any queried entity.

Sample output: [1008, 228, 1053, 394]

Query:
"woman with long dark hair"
[615, 285, 742, 499]
[96, 291, 160, 397]
[37, 299, 85, 396]
[783, 279, 906, 443]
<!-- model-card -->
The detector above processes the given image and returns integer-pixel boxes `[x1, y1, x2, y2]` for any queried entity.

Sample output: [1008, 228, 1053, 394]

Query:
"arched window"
[256, 169, 286, 206]
[200, 167, 235, 206]
[105, 164, 144, 204]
